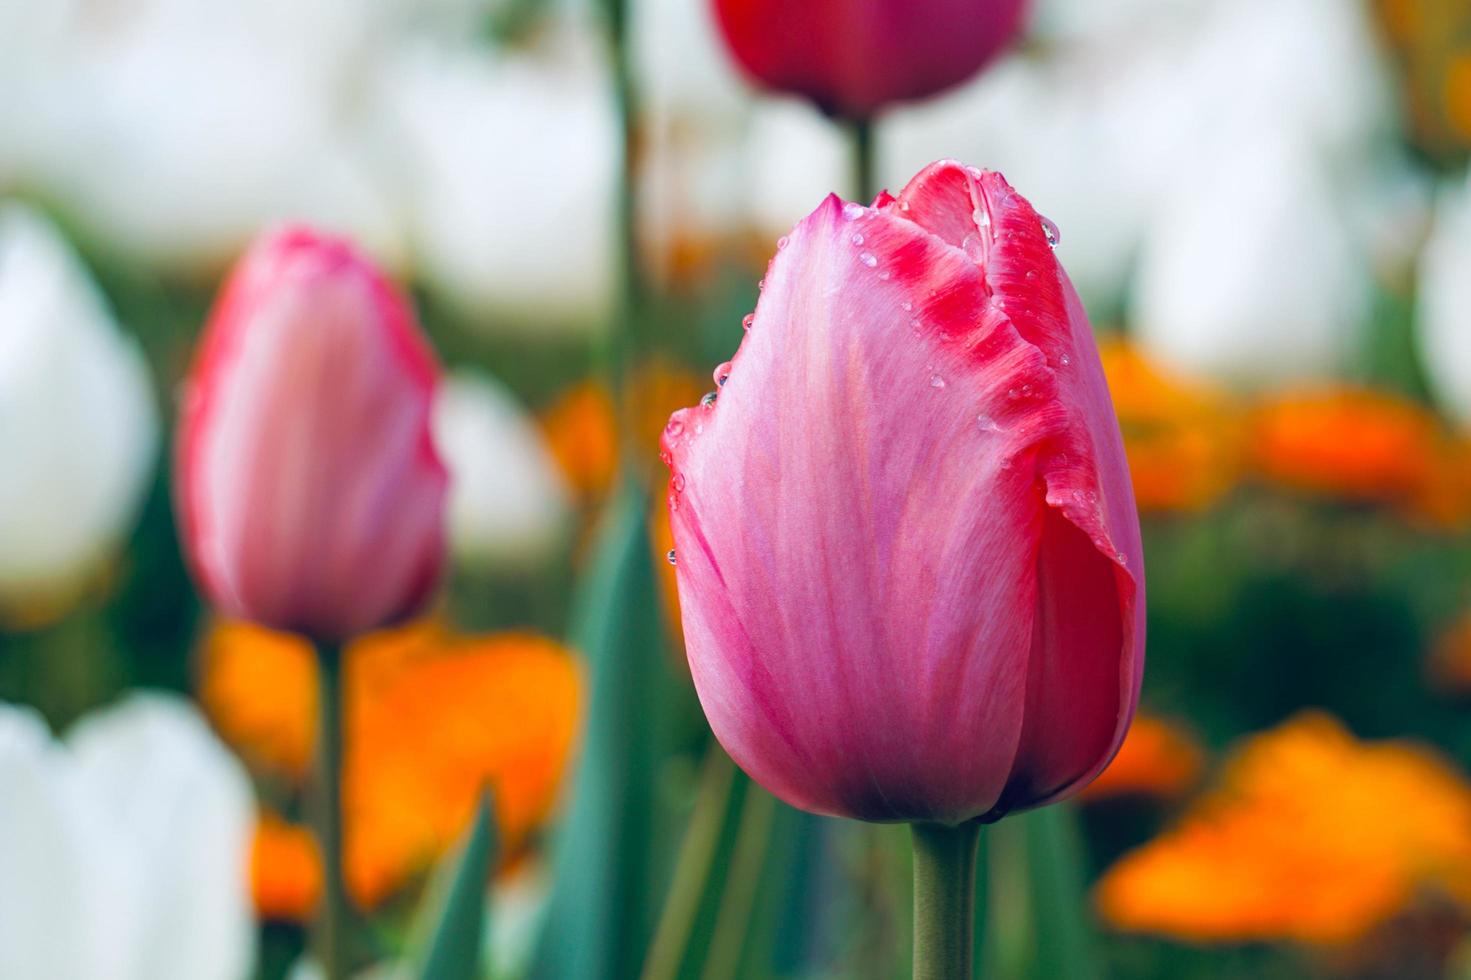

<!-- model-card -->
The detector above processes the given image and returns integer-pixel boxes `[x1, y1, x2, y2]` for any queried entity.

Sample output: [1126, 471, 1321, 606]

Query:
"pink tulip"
[713, 0, 1029, 118]
[663, 161, 1144, 825]
[176, 227, 447, 643]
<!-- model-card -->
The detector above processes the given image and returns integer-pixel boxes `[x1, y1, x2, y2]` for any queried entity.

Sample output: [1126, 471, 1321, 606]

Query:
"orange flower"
[1098, 338, 1241, 513]
[1247, 387, 1443, 507]
[252, 812, 321, 922]
[540, 382, 619, 502]
[1096, 712, 1471, 945]
[202, 621, 581, 910]
[1413, 437, 1471, 531]
[346, 631, 581, 907]
[539, 362, 708, 505]
[200, 621, 317, 779]
[1080, 715, 1204, 803]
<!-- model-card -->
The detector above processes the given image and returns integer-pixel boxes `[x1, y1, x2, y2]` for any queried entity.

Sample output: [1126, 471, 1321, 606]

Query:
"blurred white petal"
[1417, 171, 1471, 428]
[374, 27, 618, 333]
[434, 370, 572, 567]
[68, 695, 256, 980]
[884, 0, 1390, 318]
[1, 0, 402, 272]
[0, 204, 158, 605]
[1132, 131, 1368, 386]
[0, 695, 255, 980]
[744, 99, 849, 240]
[632, 0, 748, 124]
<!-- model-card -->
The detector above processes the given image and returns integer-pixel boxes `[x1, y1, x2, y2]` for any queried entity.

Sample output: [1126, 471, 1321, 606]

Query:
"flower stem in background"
[912, 821, 981, 980]
[311, 640, 350, 980]
[849, 117, 877, 203]
[604, 0, 648, 446]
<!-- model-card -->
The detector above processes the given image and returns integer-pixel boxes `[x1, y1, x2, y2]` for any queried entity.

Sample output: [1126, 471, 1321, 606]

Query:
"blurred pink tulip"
[176, 227, 447, 643]
[663, 161, 1144, 825]
[712, 0, 1029, 118]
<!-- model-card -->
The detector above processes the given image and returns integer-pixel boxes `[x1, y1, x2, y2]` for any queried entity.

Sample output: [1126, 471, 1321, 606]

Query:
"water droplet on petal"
[742, 313, 755, 331]
[777, 235, 789, 250]
[930, 374, 946, 389]
[665, 418, 684, 437]
[666, 549, 678, 566]
[1060, 353, 1071, 366]
[977, 414, 1001, 432]
[843, 202, 865, 220]
[700, 391, 718, 407]
[900, 200, 911, 212]
[673, 473, 686, 492]
[851, 232, 865, 246]
[1025, 270, 1037, 281]
[878, 270, 890, 280]
[713, 361, 732, 387]
[1040, 215, 1061, 248]
[1116, 551, 1128, 565]
[758, 278, 766, 291]
[859, 252, 878, 268]
[901, 300, 913, 312]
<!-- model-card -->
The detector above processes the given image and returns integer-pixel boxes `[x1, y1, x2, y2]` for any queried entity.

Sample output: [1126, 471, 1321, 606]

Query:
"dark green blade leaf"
[415, 791, 498, 980]
[978, 803, 1099, 980]
[531, 480, 674, 980]
[1025, 804, 1099, 980]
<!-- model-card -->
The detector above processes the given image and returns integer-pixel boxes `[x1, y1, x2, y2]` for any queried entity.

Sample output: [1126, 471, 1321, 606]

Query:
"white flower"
[0, 694, 255, 980]
[744, 99, 850, 241]
[0, 0, 403, 272]
[632, 0, 753, 279]
[373, 25, 618, 333]
[0, 204, 158, 607]
[433, 370, 572, 567]
[883, 0, 1390, 321]
[1131, 131, 1369, 386]
[1417, 171, 1471, 428]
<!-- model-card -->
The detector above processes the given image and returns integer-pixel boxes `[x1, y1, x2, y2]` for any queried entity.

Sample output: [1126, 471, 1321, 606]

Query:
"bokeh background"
[3, 0, 1471, 977]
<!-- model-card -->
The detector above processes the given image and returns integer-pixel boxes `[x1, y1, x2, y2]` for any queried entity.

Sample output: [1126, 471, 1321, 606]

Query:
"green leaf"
[530, 480, 674, 980]
[978, 803, 1098, 980]
[413, 791, 498, 980]
[1025, 804, 1099, 980]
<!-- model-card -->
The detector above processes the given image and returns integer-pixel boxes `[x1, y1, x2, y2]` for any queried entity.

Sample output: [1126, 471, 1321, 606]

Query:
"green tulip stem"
[310, 640, 350, 980]
[850, 116, 877, 204]
[912, 820, 982, 980]
[605, 0, 646, 448]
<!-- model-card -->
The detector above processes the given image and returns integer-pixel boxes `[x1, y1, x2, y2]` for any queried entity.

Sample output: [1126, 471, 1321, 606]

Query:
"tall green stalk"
[912, 821, 982, 980]
[605, 0, 646, 445]
[310, 640, 349, 980]
[850, 116, 877, 203]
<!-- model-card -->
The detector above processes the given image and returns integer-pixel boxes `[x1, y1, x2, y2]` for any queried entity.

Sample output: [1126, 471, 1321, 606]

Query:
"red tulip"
[662, 161, 1144, 825]
[177, 227, 447, 643]
[713, 0, 1029, 118]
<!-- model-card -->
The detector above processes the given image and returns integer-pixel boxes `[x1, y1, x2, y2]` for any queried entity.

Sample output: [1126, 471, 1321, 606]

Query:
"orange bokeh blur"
[204, 620, 581, 913]
[1080, 714, 1205, 803]
[1098, 338, 1242, 514]
[1096, 712, 1471, 945]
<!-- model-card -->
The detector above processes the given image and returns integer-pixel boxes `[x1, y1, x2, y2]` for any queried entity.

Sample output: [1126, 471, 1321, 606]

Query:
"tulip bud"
[712, 0, 1029, 118]
[663, 161, 1144, 825]
[176, 227, 447, 643]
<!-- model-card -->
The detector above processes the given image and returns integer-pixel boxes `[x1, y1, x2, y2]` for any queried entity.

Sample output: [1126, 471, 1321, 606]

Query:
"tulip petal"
[892, 161, 1145, 813]
[179, 228, 446, 641]
[669, 196, 1067, 823]
[668, 161, 1143, 823]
